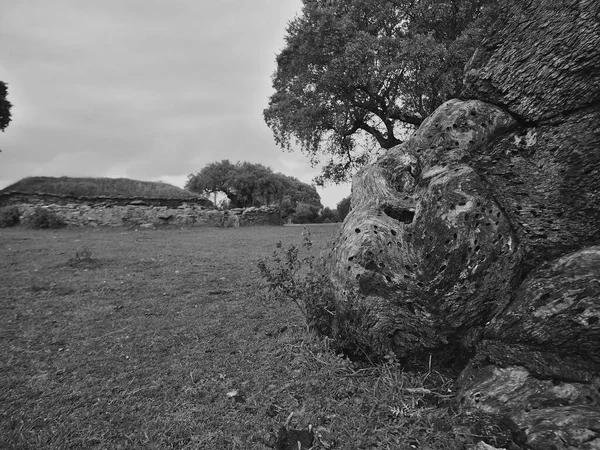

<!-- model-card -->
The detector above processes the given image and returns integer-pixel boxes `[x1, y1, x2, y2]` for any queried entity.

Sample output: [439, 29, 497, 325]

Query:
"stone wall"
[0, 192, 283, 227]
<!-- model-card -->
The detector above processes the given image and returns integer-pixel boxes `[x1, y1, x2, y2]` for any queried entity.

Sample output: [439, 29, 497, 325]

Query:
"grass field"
[0, 225, 510, 449]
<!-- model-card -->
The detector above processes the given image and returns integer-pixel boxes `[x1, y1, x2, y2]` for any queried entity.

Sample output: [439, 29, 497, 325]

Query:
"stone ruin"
[324, 0, 600, 448]
[0, 192, 283, 228]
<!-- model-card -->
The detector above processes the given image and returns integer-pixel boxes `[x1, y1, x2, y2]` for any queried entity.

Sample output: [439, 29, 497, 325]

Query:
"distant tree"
[186, 161, 322, 210]
[186, 160, 237, 206]
[320, 206, 339, 223]
[277, 174, 323, 217]
[336, 196, 351, 221]
[0, 81, 12, 132]
[292, 202, 321, 224]
[264, 0, 498, 183]
[230, 162, 287, 207]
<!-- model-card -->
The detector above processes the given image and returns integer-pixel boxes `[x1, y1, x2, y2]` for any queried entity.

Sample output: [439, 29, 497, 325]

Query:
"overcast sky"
[0, 0, 350, 207]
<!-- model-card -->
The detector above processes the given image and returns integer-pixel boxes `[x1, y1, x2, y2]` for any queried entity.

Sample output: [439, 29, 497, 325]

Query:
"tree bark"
[323, 0, 600, 447]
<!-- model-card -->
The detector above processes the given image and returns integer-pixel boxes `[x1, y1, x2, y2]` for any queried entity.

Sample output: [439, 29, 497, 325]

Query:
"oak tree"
[264, 0, 497, 183]
[186, 160, 322, 211]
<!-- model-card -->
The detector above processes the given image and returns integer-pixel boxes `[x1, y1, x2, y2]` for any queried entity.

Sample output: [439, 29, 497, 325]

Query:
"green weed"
[257, 228, 337, 336]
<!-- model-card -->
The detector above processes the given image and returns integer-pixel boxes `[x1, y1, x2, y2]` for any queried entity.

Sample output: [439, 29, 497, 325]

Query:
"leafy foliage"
[67, 246, 101, 269]
[187, 160, 322, 212]
[0, 206, 20, 227]
[291, 202, 321, 224]
[320, 206, 339, 223]
[0, 81, 12, 132]
[26, 207, 66, 229]
[1, 176, 201, 199]
[257, 228, 336, 335]
[264, 0, 499, 183]
[257, 228, 399, 361]
[336, 195, 351, 221]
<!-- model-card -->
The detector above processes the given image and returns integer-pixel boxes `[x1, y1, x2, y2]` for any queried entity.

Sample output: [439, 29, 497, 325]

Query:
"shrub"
[0, 206, 21, 227]
[320, 207, 339, 223]
[67, 246, 100, 269]
[258, 228, 390, 362]
[257, 228, 336, 336]
[291, 202, 321, 224]
[27, 207, 66, 229]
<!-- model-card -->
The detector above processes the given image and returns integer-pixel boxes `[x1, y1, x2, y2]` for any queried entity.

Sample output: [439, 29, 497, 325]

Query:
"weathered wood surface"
[480, 247, 600, 383]
[463, 0, 600, 122]
[327, 99, 523, 363]
[324, 0, 600, 447]
[468, 109, 600, 272]
[457, 365, 600, 449]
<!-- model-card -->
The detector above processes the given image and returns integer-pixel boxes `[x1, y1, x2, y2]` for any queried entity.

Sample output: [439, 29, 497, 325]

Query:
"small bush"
[257, 228, 336, 335]
[291, 203, 321, 224]
[258, 228, 389, 362]
[0, 206, 21, 227]
[75, 246, 93, 262]
[67, 246, 100, 268]
[27, 207, 66, 229]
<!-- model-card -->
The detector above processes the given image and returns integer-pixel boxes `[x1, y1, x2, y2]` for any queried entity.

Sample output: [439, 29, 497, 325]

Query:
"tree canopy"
[264, 0, 497, 183]
[186, 160, 322, 212]
[0, 81, 12, 132]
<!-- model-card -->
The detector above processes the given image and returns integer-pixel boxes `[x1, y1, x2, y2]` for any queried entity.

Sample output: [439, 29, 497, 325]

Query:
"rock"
[0, 192, 283, 227]
[276, 427, 313, 450]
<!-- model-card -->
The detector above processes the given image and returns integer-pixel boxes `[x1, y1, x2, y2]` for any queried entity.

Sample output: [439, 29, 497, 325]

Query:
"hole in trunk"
[382, 204, 415, 224]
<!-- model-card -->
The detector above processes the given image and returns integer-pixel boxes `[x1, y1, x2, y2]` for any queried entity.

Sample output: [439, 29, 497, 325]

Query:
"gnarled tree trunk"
[323, 0, 600, 448]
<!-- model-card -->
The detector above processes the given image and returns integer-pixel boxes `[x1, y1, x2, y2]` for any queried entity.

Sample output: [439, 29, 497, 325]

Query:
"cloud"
[0, 0, 351, 207]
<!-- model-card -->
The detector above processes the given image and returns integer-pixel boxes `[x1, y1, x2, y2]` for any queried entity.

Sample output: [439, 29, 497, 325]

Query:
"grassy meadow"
[0, 225, 510, 449]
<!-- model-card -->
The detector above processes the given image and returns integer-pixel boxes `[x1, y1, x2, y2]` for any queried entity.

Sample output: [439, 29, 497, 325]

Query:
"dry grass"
[0, 225, 511, 449]
[1, 176, 199, 198]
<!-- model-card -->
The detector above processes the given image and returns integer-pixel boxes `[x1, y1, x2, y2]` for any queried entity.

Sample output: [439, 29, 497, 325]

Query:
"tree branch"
[388, 107, 423, 126]
[345, 119, 400, 149]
